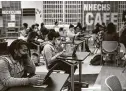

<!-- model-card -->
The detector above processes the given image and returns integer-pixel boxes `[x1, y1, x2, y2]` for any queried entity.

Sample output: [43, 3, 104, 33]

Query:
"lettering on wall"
[2, 10, 21, 14]
[84, 4, 118, 26]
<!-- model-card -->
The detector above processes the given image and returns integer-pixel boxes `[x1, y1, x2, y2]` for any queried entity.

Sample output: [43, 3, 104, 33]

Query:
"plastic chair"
[105, 75, 123, 91]
[101, 41, 120, 66]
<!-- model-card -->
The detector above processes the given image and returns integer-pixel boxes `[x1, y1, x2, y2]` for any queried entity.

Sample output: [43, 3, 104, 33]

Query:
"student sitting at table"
[67, 24, 91, 52]
[27, 24, 39, 43]
[42, 29, 77, 74]
[0, 39, 42, 91]
[27, 24, 41, 49]
[67, 24, 80, 41]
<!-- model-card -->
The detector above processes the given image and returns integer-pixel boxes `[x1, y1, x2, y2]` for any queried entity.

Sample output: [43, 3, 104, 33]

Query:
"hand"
[76, 32, 80, 36]
[28, 75, 43, 85]
[63, 49, 66, 52]
[58, 50, 66, 56]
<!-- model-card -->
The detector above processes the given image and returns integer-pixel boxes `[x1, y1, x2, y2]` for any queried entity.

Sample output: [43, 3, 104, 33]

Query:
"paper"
[33, 85, 48, 88]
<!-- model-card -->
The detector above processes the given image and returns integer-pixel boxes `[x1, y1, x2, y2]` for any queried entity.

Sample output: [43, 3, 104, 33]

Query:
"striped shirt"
[0, 55, 35, 91]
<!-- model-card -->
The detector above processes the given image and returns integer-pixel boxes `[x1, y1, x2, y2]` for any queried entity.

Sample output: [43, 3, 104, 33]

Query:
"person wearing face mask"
[27, 24, 40, 49]
[67, 24, 80, 41]
[53, 21, 60, 32]
[42, 29, 77, 74]
[0, 39, 42, 91]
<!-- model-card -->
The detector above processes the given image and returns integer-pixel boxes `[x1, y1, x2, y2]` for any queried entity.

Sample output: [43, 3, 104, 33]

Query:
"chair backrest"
[102, 41, 119, 53]
[105, 75, 122, 91]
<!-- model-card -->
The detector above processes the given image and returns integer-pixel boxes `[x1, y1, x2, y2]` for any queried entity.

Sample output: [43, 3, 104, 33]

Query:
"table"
[61, 40, 85, 45]
[58, 52, 90, 91]
[7, 73, 69, 91]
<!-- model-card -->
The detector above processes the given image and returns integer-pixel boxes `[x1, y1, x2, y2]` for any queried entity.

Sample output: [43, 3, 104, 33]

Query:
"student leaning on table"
[66, 24, 80, 41]
[42, 29, 77, 74]
[0, 39, 42, 91]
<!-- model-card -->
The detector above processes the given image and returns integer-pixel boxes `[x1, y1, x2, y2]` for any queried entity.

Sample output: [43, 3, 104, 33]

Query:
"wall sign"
[84, 4, 118, 25]
[8, 22, 15, 27]
[2, 10, 21, 14]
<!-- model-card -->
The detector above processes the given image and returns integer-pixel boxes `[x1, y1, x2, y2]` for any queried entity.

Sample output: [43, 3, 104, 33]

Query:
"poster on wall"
[10, 14, 15, 21]
[8, 22, 15, 27]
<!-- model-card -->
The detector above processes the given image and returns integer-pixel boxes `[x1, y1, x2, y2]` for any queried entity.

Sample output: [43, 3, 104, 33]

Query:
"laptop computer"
[34, 64, 56, 86]
[61, 44, 79, 58]
[0, 42, 8, 55]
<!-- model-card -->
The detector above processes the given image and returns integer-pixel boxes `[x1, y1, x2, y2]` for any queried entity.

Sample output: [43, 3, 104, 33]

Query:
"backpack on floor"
[90, 55, 101, 65]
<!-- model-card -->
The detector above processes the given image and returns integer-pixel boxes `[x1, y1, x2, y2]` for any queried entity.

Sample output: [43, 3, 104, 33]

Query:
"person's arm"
[44, 45, 64, 64]
[119, 26, 125, 37]
[67, 31, 80, 38]
[0, 59, 29, 87]
[24, 55, 36, 76]
[67, 31, 76, 38]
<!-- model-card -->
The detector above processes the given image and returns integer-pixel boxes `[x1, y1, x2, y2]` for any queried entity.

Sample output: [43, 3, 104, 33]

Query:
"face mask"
[21, 54, 28, 59]
[34, 29, 38, 32]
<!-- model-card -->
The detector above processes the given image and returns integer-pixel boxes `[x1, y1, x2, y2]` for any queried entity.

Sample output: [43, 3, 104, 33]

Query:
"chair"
[101, 41, 120, 66]
[105, 75, 123, 91]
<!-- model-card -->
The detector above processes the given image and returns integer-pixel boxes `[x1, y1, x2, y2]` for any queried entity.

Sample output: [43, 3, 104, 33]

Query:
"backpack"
[90, 55, 101, 65]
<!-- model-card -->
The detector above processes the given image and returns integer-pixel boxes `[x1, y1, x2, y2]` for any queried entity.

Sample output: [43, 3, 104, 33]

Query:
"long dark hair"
[47, 29, 60, 41]
[107, 22, 116, 34]
[76, 22, 83, 30]
[9, 39, 31, 59]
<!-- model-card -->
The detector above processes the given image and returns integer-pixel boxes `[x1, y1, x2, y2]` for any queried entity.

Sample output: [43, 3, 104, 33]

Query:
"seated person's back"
[103, 32, 119, 41]
[27, 31, 38, 42]
[103, 22, 119, 41]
